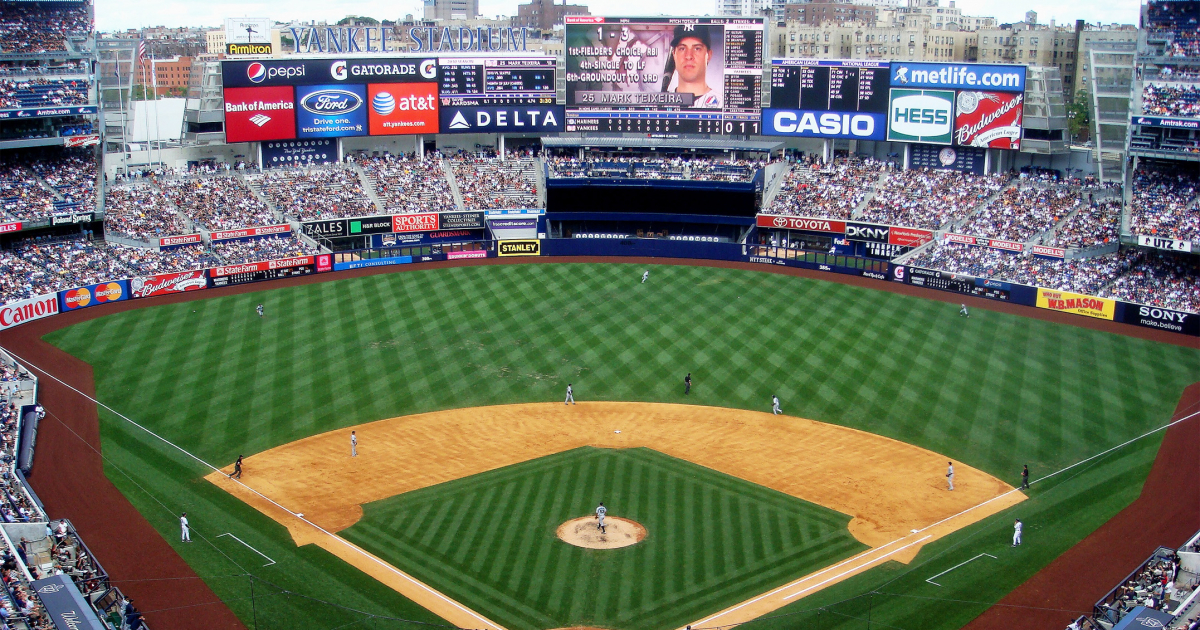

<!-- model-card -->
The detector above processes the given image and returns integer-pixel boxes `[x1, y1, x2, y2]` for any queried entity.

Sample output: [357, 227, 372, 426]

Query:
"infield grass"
[43, 262, 1200, 630]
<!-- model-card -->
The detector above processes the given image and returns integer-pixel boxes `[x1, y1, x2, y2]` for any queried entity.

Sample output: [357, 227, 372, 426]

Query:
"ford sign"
[301, 89, 362, 115]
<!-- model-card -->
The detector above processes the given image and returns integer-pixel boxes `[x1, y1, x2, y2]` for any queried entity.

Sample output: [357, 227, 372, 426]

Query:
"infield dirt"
[205, 402, 1024, 630]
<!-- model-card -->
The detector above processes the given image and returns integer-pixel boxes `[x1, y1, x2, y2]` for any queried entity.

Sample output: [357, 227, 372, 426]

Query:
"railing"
[1092, 546, 1176, 624]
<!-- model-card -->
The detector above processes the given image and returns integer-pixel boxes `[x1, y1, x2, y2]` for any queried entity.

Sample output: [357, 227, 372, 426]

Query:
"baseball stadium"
[0, 3, 1197, 630]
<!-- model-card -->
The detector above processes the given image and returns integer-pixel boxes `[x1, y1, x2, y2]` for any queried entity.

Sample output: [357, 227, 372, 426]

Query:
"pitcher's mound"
[556, 516, 647, 549]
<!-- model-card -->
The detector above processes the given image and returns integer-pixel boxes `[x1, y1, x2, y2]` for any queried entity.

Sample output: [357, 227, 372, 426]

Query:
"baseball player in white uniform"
[351, 431, 358, 457]
[641, 270, 649, 283]
[596, 502, 607, 533]
[1012, 519, 1022, 546]
[257, 304, 264, 318]
[959, 304, 970, 318]
[180, 512, 190, 542]
[565, 384, 575, 405]
[946, 462, 955, 490]
[772, 395, 781, 415]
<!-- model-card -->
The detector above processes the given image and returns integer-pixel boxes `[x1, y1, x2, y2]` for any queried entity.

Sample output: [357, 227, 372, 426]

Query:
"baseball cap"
[671, 24, 712, 50]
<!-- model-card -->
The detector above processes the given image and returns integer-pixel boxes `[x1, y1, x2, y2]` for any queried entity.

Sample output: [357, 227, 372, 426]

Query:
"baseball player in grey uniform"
[351, 431, 358, 457]
[772, 395, 781, 415]
[565, 384, 575, 405]
[596, 502, 607, 533]
[641, 270, 649, 284]
[946, 461, 955, 490]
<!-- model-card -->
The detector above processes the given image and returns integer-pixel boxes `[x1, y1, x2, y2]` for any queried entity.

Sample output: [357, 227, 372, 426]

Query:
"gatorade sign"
[887, 89, 954, 145]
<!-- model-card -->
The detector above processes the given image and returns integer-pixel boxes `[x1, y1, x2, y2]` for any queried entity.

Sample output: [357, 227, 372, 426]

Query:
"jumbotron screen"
[564, 16, 764, 135]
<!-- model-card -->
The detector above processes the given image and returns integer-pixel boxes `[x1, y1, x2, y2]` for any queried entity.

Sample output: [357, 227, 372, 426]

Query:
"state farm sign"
[755, 214, 846, 234]
[0, 294, 58, 331]
[392, 213, 438, 233]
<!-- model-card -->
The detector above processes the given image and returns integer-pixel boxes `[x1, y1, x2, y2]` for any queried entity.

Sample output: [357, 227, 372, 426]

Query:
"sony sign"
[289, 24, 529, 54]
[763, 109, 887, 140]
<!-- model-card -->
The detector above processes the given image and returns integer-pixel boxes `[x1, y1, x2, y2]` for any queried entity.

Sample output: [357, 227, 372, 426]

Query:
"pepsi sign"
[295, 84, 367, 138]
[223, 58, 439, 88]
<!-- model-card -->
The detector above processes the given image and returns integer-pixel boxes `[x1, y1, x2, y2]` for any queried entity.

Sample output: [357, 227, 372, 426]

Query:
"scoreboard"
[438, 56, 557, 106]
[769, 60, 889, 114]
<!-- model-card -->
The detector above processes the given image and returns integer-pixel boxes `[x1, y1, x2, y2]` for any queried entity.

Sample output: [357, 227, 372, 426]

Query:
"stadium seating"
[0, 3, 92, 54]
[768, 156, 886, 220]
[103, 183, 187, 241]
[159, 176, 277, 232]
[0, 163, 54, 221]
[1099, 252, 1200, 314]
[861, 168, 1009, 229]
[1129, 167, 1200, 242]
[209, 235, 319, 264]
[1148, 0, 1200, 59]
[247, 165, 376, 221]
[358, 154, 457, 214]
[957, 182, 1083, 242]
[1047, 200, 1122, 249]
[0, 78, 88, 110]
[452, 153, 540, 210]
[546, 155, 763, 183]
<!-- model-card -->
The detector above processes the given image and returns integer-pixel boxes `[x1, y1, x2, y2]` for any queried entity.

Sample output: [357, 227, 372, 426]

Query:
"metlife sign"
[762, 109, 887, 140]
[438, 105, 564, 134]
[890, 63, 1026, 92]
[222, 58, 438, 88]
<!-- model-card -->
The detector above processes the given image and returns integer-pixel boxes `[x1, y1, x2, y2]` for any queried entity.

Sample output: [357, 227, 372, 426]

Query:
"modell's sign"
[988, 239, 1024, 252]
[1032, 245, 1066, 259]
[130, 270, 208, 298]
[954, 91, 1022, 149]
[0, 294, 58, 331]
[0, 221, 20, 234]
[160, 234, 202, 247]
[392, 213, 438, 233]
[755, 214, 846, 234]
[944, 233, 976, 245]
[210, 224, 291, 241]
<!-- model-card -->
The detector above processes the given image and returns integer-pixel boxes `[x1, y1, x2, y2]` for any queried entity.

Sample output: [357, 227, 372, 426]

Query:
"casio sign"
[772, 112, 876, 137]
[301, 90, 362, 115]
[890, 94, 951, 136]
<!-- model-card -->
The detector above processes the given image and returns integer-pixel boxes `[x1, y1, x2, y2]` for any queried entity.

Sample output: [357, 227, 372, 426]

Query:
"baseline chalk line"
[924, 552, 996, 587]
[217, 532, 276, 567]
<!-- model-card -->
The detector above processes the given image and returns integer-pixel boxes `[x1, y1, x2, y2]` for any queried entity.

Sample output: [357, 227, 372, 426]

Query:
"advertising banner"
[295, 84, 368, 138]
[316, 253, 332, 272]
[498, 239, 540, 256]
[50, 211, 94, 226]
[1137, 234, 1192, 253]
[32, 575, 105, 630]
[367, 82, 439, 135]
[1131, 115, 1200, 130]
[488, 218, 537, 229]
[447, 249, 489, 259]
[1036, 288, 1115, 320]
[887, 88, 954, 145]
[63, 134, 100, 148]
[130, 270, 208, 298]
[375, 229, 480, 247]
[439, 104, 563, 134]
[889, 62, 1026, 92]
[0, 293, 58, 331]
[1117, 303, 1199, 336]
[954, 91, 1022, 149]
[909, 144, 986, 173]
[756, 214, 846, 234]
[392, 213, 439, 233]
[844, 221, 890, 243]
[1032, 245, 1066, 259]
[261, 139, 337, 166]
[332, 255, 413, 271]
[762, 109, 887, 140]
[987, 239, 1024, 252]
[945, 233, 976, 245]
[888, 226, 933, 247]
[60, 280, 130, 311]
[0, 105, 97, 120]
[347, 215, 396, 235]
[159, 234, 202, 248]
[209, 256, 316, 287]
[0, 221, 20, 234]
[438, 212, 485, 230]
[210, 224, 291, 242]
[222, 58, 439, 89]
[302, 218, 348, 239]
[224, 86, 296, 143]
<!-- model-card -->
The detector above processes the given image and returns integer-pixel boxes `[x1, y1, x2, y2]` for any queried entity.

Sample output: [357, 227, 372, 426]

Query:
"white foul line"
[217, 532, 276, 567]
[924, 553, 996, 587]
[782, 536, 932, 600]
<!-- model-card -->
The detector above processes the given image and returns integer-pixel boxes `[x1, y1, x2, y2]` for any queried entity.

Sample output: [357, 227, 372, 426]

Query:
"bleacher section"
[453, 154, 540, 210]
[358, 154, 457, 214]
[103, 182, 186, 241]
[0, 2, 91, 54]
[1129, 166, 1200, 242]
[159, 176, 277, 232]
[247, 165, 376, 221]
[768, 157, 885, 220]
[861, 168, 1009, 229]
[0, 78, 87, 109]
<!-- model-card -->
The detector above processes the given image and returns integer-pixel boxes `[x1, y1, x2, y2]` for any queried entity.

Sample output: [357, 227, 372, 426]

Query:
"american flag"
[137, 39, 146, 62]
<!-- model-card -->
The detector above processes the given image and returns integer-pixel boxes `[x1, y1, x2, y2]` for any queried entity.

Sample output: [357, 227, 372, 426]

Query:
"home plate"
[615, 430, 621, 434]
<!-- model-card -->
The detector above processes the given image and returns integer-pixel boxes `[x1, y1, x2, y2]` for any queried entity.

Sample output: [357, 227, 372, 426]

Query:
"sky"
[96, 0, 1142, 33]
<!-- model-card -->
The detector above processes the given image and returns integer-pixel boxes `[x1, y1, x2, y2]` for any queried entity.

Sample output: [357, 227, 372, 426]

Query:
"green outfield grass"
[342, 447, 868, 630]
[43, 262, 1200, 630]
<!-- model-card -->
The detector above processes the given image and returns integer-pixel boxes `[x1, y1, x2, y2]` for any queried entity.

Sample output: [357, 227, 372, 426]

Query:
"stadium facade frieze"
[288, 24, 533, 54]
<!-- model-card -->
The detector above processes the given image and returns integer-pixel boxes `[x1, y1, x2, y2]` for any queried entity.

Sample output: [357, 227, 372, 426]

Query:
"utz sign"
[954, 91, 1022, 149]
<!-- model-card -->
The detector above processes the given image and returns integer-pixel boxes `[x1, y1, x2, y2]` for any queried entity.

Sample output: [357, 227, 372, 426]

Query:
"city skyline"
[96, 0, 1139, 33]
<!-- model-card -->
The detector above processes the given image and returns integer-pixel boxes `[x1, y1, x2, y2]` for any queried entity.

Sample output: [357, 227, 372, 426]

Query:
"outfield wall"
[0, 238, 1193, 338]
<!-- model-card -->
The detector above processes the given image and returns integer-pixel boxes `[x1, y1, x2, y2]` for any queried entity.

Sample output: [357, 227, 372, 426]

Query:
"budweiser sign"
[130, 270, 208, 298]
[755, 214, 846, 234]
[1032, 245, 1066, 259]
[0, 294, 58, 331]
[210, 224, 291, 241]
[0, 221, 20, 234]
[988, 239, 1024, 252]
[954, 91, 1023, 149]
[945, 233, 977, 245]
[160, 234, 202, 247]
[392, 213, 439, 233]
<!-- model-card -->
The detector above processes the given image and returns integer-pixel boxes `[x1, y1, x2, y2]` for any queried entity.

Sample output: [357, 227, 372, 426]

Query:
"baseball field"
[25, 261, 1200, 629]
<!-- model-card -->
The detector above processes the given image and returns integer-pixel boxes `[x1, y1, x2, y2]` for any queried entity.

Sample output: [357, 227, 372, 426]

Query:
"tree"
[1067, 89, 1091, 143]
[337, 16, 379, 25]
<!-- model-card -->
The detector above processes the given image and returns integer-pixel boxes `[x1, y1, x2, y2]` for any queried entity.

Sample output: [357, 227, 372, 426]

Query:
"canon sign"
[0, 294, 57, 331]
[844, 222, 890, 243]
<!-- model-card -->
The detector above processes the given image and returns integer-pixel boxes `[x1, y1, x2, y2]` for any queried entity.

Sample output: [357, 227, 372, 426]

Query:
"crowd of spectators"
[0, 163, 54, 221]
[546, 155, 764, 183]
[29, 148, 94, 209]
[907, 242, 1018, 278]
[1100, 252, 1200, 314]
[103, 183, 187, 241]
[0, 535, 51, 630]
[1142, 83, 1200, 118]
[160, 176, 276, 232]
[209, 235, 320, 264]
[0, 236, 127, 302]
[249, 166, 375, 221]
[1048, 200, 1122, 249]
[1001, 250, 1139, 295]
[110, 243, 221, 276]
[861, 168, 1009, 229]
[0, 78, 88, 110]
[0, 3, 92, 54]
[768, 157, 887, 219]
[958, 183, 1083, 242]
[451, 154, 539, 210]
[359, 154, 456, 214]
[1095, 549, 1179, 624]
[1129, 167, 1200, 242]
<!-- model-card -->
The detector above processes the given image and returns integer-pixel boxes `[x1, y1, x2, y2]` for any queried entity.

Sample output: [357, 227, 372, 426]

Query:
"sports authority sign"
[1137, 234, 1192, 253]
[0, 294, 58, 331]
[954, 91, 1022, 149]
[210, 224, 291, 242]
[130, 270, 208, 298]
[392, 213, 439, 233]
[755, 215, 847, 234]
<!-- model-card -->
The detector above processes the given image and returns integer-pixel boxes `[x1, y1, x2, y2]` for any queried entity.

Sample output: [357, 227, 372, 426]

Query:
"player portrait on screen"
[662, 24, 723, 109]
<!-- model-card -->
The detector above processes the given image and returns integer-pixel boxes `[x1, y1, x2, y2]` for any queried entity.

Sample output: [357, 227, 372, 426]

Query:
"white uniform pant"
[565, 392, 574, 404]
[181, 526, 190, 542]
[948, 474, 955, 491]
[598, 515, 605, 530]
[772, 403, 781, 415]
[1013, 530, 1021, 545]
